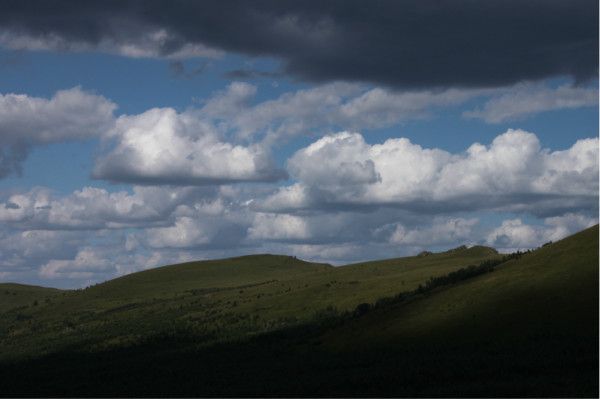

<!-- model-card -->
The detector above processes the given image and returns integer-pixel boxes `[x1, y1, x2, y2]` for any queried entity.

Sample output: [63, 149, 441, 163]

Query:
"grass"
[0, 226, 597, 396]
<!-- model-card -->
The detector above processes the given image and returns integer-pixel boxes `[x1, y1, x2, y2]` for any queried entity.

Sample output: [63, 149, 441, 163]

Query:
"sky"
[0, 0, 598, 288]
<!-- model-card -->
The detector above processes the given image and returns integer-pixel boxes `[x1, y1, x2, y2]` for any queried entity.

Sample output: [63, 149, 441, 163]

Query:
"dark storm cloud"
[0, 0, 597, 88]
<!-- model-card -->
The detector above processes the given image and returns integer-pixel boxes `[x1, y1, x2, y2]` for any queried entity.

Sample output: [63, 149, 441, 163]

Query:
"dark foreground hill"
[0, 226, 597, 396]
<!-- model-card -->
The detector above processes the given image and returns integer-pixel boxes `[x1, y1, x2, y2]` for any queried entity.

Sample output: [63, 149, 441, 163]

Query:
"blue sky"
[0, 1, 598, 288]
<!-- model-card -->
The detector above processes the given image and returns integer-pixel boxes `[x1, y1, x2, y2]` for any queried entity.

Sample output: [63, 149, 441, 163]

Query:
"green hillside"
[310, 224, 599, 395]
[0, 283, 62, 313]
[0, 247, 498, 361]
[326, 224, 598, 347]
[0, 226, 597, 396]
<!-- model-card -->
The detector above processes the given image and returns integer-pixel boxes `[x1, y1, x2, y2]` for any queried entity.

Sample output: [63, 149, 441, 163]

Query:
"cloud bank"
[263, 129, 598, 216]
[0, 0, 597, 88]
[2, 82, 595, 186]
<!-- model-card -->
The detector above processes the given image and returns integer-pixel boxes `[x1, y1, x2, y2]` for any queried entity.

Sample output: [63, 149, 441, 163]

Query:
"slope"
[0, 247, 498, 361]
[311, 223, 599, 395]
[324, 224, 598, 347]
[0, 283, 62, 313]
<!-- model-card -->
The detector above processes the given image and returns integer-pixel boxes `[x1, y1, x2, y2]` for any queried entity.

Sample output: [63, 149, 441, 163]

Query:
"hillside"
[0, 283, 62, 313]
[312, 224, 599, 395]
[0, 227, 597, 396]
[326, 224, 598, 345]
[0, 247, 498, 361]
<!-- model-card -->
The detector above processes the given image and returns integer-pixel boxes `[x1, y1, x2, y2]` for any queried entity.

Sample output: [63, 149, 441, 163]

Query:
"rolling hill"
[0, 245, 500, 361]
[0, 225, 597, 396]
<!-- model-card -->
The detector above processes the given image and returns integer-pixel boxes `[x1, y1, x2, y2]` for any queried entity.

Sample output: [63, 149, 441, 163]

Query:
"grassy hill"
[0, 246, 499, 361]
[326, 224, 598, 346]
[0, 283, 62, 313]
[0, 226, 597, 396]
[311, 224, 599, 395]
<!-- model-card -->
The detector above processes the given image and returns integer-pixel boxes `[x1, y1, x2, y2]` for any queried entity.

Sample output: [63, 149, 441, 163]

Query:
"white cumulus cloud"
[262, 129, 598, 216]
[93, 107, 286, 185]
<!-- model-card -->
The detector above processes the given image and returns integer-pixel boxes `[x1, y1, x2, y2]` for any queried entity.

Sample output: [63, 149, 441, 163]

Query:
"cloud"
[486, 213, 597, 251]
[0, 185, 213, 230]
[199, 82, 259, 120]
[197, 82, 595, 145]
[464, 83, 598, 123]
[0, 80, 596, 287]
[200, 82, 485, 143]
[247, 213, 310, 241]
[338, 87, 487, 128]
[93, 107, 286, 185]
[145, 217, 213, 248]
[0, 1, 596, 88]
[258, 184, 313, 213]
[0, 87, 116, 178]
[0, 184, 255, 285]
[3, 82, 589, 186]
[247, 208, 429, 247]
[39, 247, 113, 279]
[1, 182, 597, 286]
[0, 27, 222, 59]
[288, 132, 381, 188]
[37, 245, 205, 285]
[390, 218, 478, 246]
[143, 207, 251, 250]
[0, 229, 83, 272]
[261, 129, 598, 216]
[199, 82, 358, 141]
[0, 182, 259, 284]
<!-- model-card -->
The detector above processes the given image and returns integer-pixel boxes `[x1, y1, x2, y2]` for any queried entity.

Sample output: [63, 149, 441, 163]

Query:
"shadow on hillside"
[1, 300, 597, 397]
